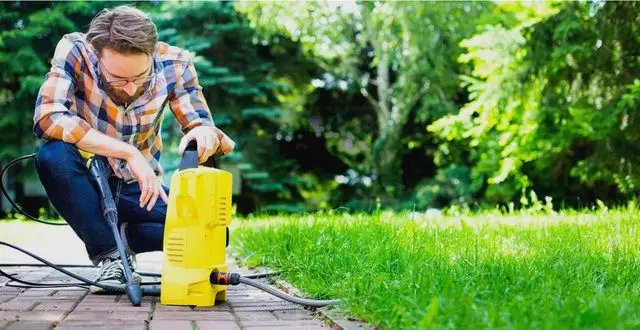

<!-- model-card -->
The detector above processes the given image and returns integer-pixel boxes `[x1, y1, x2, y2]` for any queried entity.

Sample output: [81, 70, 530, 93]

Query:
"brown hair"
[86, 5, 157, 56]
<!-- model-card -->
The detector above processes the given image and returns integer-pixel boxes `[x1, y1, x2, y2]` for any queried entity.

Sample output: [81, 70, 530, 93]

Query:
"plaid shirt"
[33, 32, 235, 183]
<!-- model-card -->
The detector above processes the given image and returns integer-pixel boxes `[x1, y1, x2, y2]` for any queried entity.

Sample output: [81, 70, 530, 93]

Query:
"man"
[32, 5, 235, 292]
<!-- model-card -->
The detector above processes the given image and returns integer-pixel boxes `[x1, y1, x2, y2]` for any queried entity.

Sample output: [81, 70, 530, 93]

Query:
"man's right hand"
[125, 150, 168, 211]
[77, 128, 169, 211]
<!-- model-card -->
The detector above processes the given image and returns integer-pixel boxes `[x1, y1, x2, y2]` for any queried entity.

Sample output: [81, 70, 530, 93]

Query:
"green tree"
[237, 1, 492, 201]
[430, 1, 640, 206]
[153, 1, 323, 213]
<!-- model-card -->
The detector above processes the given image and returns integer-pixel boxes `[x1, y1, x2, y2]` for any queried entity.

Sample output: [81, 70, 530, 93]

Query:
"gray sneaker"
[90, 257, 142, 293]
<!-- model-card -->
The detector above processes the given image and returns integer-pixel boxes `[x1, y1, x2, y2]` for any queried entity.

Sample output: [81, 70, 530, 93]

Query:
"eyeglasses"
[99, 61, 154, 87]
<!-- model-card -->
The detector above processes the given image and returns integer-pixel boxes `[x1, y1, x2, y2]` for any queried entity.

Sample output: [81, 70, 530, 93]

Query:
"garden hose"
[0, 153, 341, 307]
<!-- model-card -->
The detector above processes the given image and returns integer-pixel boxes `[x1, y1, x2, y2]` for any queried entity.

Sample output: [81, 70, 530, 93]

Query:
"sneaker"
[90, 257, 142, 294]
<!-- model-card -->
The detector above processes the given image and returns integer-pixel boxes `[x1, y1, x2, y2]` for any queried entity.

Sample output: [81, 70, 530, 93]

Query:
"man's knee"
[35, 140, 80, 172]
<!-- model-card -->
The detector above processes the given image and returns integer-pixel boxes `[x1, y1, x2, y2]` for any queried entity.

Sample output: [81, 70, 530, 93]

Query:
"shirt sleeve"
[169, 53, 236, 155]
[169, 53, 215, 133]
[33, 35, 92, 144]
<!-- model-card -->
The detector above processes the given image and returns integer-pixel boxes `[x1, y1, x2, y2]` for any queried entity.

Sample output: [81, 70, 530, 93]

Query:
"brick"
[228, 299, 292, 306]
[65, 311, 150, 321]
[80, 295, 117, 303]
[53, 290, 87, 297]
[5, 320, 54, 330]
[0, 311, 18, 321]
[11, 296, 82, 304]
[232, 304, 303, 312]
[148, 320, 193, 330]
[272, 309, 317, 320]
[32, 301, 77, 312]
[227, 295, 279, 302]
[0, 294, 18, 303]
[55, 320, 145, 330]
[196, 321, 241, 330]
[153, 304, 193, 312]
[114, 295, 156, 305]
[0, 300, 36, 311]
[0, 310, 65, 322]
[240, 320, 327, 328]
[234, 311, 278, 322]
[192, 304, 231, 312]
[152, 311, 235, 321]
[74, 305, 152, 313]
[17, 289, 56, 297]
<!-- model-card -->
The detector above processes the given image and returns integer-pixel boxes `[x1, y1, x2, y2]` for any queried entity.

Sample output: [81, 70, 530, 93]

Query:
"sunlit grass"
[232, 206, 640, 329]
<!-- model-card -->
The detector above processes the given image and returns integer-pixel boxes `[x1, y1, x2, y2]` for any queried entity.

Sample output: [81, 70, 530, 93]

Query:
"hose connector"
[210, 272, 241, 285]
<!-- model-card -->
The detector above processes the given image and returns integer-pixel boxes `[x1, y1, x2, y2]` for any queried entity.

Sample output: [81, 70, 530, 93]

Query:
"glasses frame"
[99, 60, 154, 88]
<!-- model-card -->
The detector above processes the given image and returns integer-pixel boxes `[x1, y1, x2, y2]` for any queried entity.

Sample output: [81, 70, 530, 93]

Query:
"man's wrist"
[123, 144, 139, 161]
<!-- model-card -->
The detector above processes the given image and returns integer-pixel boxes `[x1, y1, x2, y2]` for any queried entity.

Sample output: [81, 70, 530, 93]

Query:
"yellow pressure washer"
[0, 140, 340, 308]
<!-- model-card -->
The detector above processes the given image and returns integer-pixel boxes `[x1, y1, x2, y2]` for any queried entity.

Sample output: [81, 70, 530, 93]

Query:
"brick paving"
[0, 262, 335, 329]
[0, 223, 359, 330]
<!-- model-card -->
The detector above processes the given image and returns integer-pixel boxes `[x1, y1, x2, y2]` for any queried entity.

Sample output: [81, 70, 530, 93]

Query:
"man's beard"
[101, 75, 147, 107]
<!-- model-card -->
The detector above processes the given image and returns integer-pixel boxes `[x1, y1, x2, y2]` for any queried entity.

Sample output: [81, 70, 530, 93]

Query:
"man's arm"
[33, 35, 137, 161]
[169, 52, 235, 160]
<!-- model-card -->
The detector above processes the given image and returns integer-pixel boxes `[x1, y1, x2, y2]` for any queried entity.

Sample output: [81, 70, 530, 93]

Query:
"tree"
[430, 1, 640, 206]
[237, 1, 492, 201]
[153, 1, 324, 213]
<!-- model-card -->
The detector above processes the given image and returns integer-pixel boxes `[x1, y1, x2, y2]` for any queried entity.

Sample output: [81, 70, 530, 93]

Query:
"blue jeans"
[34, 140, 168, 265]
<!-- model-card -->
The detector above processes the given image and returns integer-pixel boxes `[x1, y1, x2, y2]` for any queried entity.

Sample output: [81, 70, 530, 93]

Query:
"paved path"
[0, 264, 333, 330]
[0, 222, 339, 330]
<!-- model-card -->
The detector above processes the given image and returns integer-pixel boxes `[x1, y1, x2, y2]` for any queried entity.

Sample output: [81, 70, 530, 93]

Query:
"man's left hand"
[178, 126, 219, 163]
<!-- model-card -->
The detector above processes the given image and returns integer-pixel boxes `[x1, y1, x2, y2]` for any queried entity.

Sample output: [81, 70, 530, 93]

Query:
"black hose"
[0, 153, 67, 226]
[0, 241, 157, 291]
[238, 276, 340, 307]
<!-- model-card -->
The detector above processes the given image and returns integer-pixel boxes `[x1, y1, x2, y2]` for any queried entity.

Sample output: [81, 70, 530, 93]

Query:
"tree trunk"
[370, 53, 404, 198]
[371, 122, 404, 198]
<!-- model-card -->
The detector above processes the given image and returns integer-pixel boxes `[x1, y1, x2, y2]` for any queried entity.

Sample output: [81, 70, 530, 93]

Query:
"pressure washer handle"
[87, 156, 117, 223]
[179, 139, 217, 170]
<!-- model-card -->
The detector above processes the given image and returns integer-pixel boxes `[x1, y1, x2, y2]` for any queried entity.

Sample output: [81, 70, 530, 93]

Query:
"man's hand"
[125, 150, 169, 211]
[178, 126, 220, 163]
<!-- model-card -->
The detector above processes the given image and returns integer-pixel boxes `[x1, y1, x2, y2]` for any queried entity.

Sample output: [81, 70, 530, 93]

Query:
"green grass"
[231, 207, 640, 329]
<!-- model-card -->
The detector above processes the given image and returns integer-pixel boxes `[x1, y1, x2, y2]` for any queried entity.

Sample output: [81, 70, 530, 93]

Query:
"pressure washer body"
[160, 141, 233, 306]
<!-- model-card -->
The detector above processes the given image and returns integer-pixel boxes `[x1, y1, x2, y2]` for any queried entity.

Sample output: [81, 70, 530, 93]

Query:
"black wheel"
[226, 227, 229, 247]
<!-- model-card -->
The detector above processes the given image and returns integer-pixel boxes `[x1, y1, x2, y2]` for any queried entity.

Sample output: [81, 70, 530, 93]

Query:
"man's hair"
[86, 5, 157, 56]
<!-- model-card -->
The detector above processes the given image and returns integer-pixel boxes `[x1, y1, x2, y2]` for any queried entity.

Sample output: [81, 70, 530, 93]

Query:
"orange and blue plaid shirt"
[33, 33, 234, 183]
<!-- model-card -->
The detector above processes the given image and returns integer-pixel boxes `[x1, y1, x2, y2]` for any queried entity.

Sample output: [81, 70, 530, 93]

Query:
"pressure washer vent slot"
[218, 197, 228, 224]
[166, 233, 185, 263]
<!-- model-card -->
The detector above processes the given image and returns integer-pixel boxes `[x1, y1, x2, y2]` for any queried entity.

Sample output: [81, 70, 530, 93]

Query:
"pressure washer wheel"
[226, 227, 229, 247]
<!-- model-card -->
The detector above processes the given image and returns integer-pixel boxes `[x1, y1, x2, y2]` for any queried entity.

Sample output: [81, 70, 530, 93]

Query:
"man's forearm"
[76, 128, 138, 161]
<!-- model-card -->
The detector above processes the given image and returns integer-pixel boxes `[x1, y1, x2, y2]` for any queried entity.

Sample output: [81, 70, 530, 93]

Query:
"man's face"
[99, 48, 152, 106]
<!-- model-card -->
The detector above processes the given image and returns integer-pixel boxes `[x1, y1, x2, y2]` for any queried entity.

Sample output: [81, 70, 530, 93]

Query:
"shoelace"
[99, 259, 125, 282]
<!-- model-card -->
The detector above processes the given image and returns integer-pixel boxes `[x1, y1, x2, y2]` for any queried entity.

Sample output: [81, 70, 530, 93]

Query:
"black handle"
[179, 139, 217, 171]
[88, 156, 117, 224]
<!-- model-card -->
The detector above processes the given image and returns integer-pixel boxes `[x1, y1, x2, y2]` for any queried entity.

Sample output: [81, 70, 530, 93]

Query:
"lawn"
[231, 206, 640, 329]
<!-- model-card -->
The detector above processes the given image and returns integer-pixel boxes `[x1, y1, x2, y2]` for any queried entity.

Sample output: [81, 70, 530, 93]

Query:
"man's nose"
[122, 81, 137, 96]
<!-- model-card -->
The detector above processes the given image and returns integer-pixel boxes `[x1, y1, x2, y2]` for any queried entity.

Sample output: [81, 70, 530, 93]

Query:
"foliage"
[152, 1, 329, 213]
[430, 1, 640, 206]
[237, 1, 494, 200]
